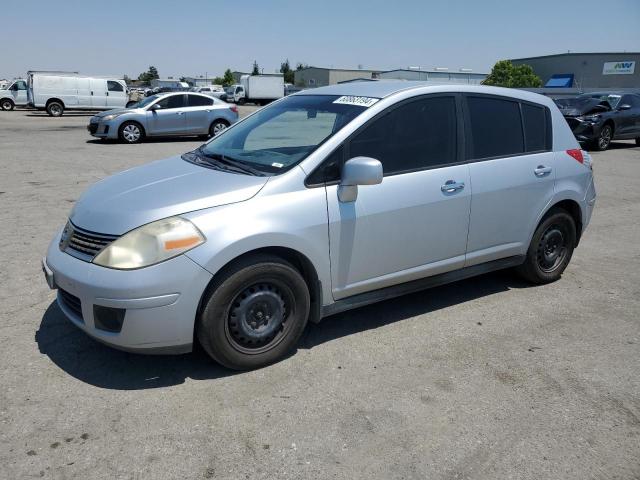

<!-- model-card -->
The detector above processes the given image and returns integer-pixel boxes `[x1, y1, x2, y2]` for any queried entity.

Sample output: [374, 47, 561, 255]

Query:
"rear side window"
[466, 96, 523, 159]
[521, 103, 547, 152]
[107, 81, 124, 92]
[349, 96, 457, 175]
[188, 95, 213, 107]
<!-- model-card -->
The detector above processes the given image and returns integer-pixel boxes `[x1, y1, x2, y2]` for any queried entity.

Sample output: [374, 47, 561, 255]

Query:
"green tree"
[280, 59, 294, 84]
[137, 66, 159, 83]
[222, 69, 234, 86]
[482, 60, 541, 88]
[251, 61, 260, 75]
[213, 76, 225, 85]
[295, 62, 308, 71]
[123, 74, 131, 84]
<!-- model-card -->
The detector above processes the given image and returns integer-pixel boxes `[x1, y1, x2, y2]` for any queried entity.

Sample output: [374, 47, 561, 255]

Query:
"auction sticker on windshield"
[333, 96, 380, 107]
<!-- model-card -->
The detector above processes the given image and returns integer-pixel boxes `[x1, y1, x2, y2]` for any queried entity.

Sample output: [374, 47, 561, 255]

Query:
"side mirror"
[150, 103, 162, 110]
[618, 104, 631, 110]
[338, 156, 383, 202]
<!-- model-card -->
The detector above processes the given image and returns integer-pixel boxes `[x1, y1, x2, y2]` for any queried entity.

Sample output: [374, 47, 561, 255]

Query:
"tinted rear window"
[466, 96, 523, 159]
[521, 103, 547, 152]
[188, 95, 213, 107]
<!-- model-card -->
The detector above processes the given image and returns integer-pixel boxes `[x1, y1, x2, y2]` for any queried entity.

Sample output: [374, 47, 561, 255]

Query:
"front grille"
[59, 289, 83, 321]
[88, 123, 98, 134]
[565, 117, 581, 130]
[61, 222, 119, 261]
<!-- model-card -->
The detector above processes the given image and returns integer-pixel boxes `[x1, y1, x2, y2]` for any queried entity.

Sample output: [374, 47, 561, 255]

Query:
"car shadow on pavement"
[86, 137, 206, 145]
[36, 270, 530, 390]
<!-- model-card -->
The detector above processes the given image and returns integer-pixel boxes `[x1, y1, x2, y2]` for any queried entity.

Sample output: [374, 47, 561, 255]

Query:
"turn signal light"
[566, 149, 584, 164]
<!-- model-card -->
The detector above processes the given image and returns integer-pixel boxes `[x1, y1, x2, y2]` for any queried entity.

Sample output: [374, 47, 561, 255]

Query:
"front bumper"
[44, 229, 213, 353]
[87, 119, 119, 139]
[565, 116, 602, 143]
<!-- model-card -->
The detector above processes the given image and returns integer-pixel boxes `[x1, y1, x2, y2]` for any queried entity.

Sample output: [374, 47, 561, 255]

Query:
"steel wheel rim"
[123, 124, 140, 142]
[212, 122, 227, 135]
[599, 126, 611, 149]
[1, 100, 11, 110]
[225, 280, 295, 355]
[50, 104, 61, 115]
[536, 224, 568, 273]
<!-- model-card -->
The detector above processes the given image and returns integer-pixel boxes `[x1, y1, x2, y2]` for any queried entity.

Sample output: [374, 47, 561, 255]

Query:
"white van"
[27, 71, 128, 117]
[0, 79, 28, 111]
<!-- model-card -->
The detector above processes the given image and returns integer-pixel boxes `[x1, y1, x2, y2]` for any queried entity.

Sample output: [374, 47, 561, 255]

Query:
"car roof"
[294, 80, 556, 106]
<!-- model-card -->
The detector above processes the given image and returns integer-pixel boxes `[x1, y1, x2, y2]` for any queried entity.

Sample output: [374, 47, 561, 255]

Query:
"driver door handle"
[441, 180, 465, 193]
[534, 165, 552, 177]
[176, 111, 184, 115]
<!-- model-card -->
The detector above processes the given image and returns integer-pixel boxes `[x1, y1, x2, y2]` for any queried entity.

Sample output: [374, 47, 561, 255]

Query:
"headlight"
[102, 113, 125, 121]
[580, 114, 601, 123]
[93, 217, 205, 270]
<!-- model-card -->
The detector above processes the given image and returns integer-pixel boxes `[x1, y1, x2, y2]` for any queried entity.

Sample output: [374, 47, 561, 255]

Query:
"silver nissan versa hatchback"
[43, 82, 596, 370]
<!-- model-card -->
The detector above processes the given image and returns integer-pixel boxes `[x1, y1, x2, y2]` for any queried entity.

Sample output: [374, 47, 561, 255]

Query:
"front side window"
[187, 95, 213, 107]
[156, 94, 186, 109]
[197, 95, 371, 174]
[12, 81, 27, 90]
[466, 96, 523, 159]
[107, 80, 124, 92]
[349, 96, 457, 175]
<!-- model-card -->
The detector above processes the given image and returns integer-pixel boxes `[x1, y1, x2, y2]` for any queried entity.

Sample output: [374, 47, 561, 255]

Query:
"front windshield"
[128, 94, 161, 109]
[225, 87, 234, 94]
[582, 93, 621, 108]
[197, 95, 373, 174]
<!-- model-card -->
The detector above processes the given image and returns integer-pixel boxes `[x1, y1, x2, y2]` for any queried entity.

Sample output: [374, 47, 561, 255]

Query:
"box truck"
[227, 75, 284, 105]
[0, 79, 28, 111]
[27, 71, 128, 116]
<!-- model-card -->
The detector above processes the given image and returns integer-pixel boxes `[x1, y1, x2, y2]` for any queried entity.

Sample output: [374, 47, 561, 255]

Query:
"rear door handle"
[176, 111, 184, 115]
[534, 165, 552, 177]
[441, 180, 465, 193]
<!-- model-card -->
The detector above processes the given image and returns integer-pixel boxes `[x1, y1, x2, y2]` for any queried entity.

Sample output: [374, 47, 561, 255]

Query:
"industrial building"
[511, 52, 640, 89]
[377, 69, 486, 84]
[294, 66, 486, 87]
[294, 67, 381, 87]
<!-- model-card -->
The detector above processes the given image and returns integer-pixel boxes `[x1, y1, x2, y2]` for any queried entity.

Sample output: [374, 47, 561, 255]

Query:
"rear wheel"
[593, 124, 613, 151]
[118, 121, 144, 143]
[197, 254, 310, 370]
[516, 209, 576, 284]
[635, 138, 640, 146]
[46, 101, 64, 117]
[209, 119, 229, 137]
[1, 98, 14, 111]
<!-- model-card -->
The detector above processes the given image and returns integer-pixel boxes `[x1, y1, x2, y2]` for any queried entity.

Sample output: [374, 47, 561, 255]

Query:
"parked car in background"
[191, 86, 228, 101]
[0, 79, 28, 110]
[227, 75, 284, 105]
[45, 82, 595, 369]
[555, 92, 640, 150]
[27, 71, 128, 117]
[87, 92, 238, 143]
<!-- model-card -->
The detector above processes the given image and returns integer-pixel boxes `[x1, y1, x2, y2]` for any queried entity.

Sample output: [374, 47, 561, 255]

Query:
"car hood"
[555, 98, 611, 117]
[70, 155, 269, 235]
[93, 107, 140, 118]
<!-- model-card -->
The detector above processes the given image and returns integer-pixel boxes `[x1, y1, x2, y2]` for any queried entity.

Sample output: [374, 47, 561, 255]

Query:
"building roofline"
[511, 52, 640, 61]
[298, 66, 382, 73]
[382, 68, 488, 75]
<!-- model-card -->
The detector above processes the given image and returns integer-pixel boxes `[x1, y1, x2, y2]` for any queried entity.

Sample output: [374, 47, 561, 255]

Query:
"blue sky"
[2, 0, 639, 79]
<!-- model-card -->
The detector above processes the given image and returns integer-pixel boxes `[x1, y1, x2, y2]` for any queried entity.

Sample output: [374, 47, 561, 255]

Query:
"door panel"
[89, 79, 107, 107]
[184, 95, 214, 133]
[106, 80, 127, 108]
[327, 165, 471, 299]
[465, 152, 555, 265]
[145, 95, 187, 135]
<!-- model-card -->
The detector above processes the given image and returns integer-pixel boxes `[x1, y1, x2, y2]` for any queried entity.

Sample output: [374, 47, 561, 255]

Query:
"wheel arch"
[119, 119, 146, 137]
[0, 96, 15, 105]
[196, 246, 323, 326]
[45, 97, 65, 108]
[541, 198, 584, 246]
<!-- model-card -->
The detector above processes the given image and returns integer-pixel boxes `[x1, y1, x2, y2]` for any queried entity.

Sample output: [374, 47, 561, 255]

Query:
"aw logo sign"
[602, 61, 636, 75]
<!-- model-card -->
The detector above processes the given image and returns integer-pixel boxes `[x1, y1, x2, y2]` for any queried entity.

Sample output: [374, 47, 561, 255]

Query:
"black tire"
[118, 121, 144, 144]
[635, 138, 640, 146]
[209, 119, 229, 137]
[237, 97, 246, 105]
[593, 123, 613, 151]
[197, 254, 310, 370]
[516, 209, 576, 284]
[46, 101, 64, 117]
[1, 98, 14, 111]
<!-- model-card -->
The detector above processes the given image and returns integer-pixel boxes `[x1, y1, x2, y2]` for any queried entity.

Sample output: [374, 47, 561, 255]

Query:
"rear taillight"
[566, 149, 583, 163]
[229, 105, 238, 114]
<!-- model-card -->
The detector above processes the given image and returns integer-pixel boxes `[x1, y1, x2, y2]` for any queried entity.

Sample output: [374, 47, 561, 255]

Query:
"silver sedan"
[87, 92, 239, 143]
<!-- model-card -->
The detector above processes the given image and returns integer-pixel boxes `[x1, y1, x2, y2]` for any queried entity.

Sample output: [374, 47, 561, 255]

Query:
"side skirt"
[320, 255, 525, 319]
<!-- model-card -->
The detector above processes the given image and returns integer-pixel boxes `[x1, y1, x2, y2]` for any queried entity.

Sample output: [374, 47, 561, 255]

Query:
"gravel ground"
[0, 108, 639, 480]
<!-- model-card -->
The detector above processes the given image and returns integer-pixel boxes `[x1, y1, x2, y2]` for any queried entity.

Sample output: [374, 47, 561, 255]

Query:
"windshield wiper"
[198, 148, 266, 176]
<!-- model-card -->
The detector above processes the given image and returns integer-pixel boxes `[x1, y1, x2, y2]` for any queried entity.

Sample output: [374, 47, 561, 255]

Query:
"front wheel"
[118, 121, 144, 143]
[197, 255, 310, 370]
[516, 209, 576, 284]
[1, 98, 14, 111]
[593, 124, 613, 151]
